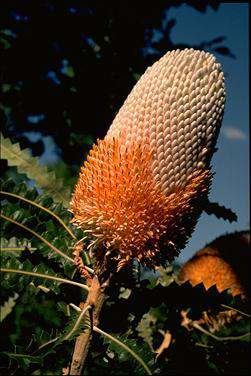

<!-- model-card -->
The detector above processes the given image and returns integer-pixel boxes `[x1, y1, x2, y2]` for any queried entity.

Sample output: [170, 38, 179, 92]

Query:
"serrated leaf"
[204, 200, 237, 222]
[1, 178, 76, 240]
[119, 287, 132, 299]
[0, 293, 19, 322]
[1, 195, 75, 267]
[0, 133, 70, 207]
[0, 250, 68, 295]
[62, 310, 90, 342]
[156, 265, 176, 287]
[2, 352, 42, 364]
[0, 236, 35, 253]
[137, 312, 157, 351]
[30, 311, 89, 360]
[103, 333, 155, 375]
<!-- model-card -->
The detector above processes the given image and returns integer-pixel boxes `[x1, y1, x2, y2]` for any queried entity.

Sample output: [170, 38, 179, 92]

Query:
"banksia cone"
[178, 231, 250, 297]
[70, 48, 226, 270]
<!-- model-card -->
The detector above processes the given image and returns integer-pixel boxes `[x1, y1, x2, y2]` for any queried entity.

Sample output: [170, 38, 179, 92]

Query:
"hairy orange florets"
[70, 137, 212, 269]
[178, 231, 250, 297]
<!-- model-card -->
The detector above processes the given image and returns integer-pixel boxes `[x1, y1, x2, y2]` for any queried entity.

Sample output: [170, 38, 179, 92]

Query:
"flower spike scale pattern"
[70, 48, 226, 270]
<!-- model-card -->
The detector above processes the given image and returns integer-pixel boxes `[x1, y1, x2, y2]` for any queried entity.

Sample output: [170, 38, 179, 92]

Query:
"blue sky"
[166, 3, 249, 263]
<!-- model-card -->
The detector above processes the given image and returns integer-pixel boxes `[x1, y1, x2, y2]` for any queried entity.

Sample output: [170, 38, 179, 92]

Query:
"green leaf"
[62, 308, 91, 342]
[0, 236, 36, 253]
[156, 265, 176, 287]
[0, 133, 71, 208]
[2, 352, 42, 364]
[1, 213, 74, 265]
[101, 332, 155, 375]
[137, 312, 157, 351]
[0, 293, 19, 322]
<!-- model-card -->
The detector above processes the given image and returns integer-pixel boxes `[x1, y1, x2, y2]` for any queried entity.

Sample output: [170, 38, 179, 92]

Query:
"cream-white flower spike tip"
[106, 48, 225, 195]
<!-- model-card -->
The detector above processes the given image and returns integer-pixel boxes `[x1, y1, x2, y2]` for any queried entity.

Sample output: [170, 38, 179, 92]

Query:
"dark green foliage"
[1, 172, 250, 374]
[0, 176, 86, 306]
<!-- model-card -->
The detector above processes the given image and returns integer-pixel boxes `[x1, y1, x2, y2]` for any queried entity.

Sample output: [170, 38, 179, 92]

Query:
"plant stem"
[193, 322, 251, 341]
[70, 273, 111, 374]
[221, 304, 251, 317]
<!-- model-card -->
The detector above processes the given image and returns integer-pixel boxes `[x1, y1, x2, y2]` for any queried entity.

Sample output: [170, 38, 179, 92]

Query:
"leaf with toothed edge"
[204, 200, 238, 222]
[0, 133, 70, 208]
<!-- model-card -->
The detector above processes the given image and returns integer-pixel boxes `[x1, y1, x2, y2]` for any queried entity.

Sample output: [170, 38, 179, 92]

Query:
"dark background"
[1, 1, 235, 172]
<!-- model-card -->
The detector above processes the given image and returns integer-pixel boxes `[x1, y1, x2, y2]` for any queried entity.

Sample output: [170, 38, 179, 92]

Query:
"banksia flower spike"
[70, 48, 226, 270]
[179, 231, 249, 336]
[179, 231, 250, 298]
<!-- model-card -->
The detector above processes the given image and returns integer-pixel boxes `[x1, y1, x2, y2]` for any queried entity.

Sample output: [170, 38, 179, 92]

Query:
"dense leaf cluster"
[0, 174, 250, 374]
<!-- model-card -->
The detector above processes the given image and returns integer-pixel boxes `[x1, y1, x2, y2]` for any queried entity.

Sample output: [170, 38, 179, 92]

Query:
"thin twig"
[195, 342, 214, 348]
[1, 214, 94, 274]
[193, 322, 250, 341]
[69, 303, 81, 312]
[94, 326, 152, 375]
[0, 214, 74, 263]
[1, 247, 37, 251]
[221, 304, 251, 318]
[32, 336, 59, 355]
[0, 268, 89, 291]
[64, 305, 92, 341]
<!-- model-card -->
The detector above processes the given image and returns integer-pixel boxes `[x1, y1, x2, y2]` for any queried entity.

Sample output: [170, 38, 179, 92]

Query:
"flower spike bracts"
[70, 48, 226, 270]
